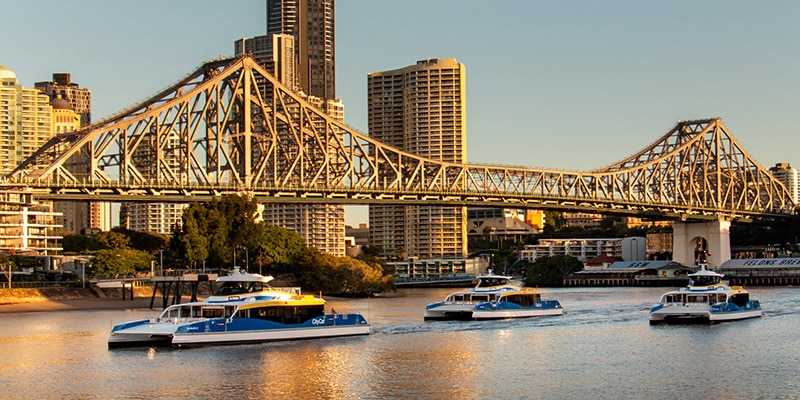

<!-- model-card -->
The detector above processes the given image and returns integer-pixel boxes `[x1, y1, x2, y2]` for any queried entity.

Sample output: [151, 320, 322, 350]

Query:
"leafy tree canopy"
[111, 227, 169, 253]
[249, 225, 306, 273]
[295, 248, 394, 295]
[89, 248, 155, 277]
[96, 231, 130, 250]
[62, 235, 101, 253]
[169, 195, 306, 272]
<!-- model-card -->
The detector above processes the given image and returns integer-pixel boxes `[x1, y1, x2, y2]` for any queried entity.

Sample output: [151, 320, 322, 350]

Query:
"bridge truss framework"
[4, 56, 795, 223]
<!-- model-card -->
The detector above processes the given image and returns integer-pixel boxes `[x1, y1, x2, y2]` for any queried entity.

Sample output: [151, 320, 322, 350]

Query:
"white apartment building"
[0, 192, 62, 260]
[520, 237, 646, 262]
[0, 66, 63, 260]
[769, 162, 799, 205]
[0, 66, 52, 176]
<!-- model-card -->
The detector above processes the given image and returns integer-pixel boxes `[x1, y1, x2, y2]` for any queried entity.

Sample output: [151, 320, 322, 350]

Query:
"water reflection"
[1, 287, 800, 398]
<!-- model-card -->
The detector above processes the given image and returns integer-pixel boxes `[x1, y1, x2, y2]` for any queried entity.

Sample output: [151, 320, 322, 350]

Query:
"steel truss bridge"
[3, 55, 795, 222]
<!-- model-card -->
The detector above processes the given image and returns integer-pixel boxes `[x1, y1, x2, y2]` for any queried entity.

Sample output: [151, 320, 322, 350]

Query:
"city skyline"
[4, 0, 799, 226]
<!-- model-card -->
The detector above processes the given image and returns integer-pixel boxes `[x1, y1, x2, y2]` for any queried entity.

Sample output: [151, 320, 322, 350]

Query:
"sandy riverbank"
[0, 287, 167, 314]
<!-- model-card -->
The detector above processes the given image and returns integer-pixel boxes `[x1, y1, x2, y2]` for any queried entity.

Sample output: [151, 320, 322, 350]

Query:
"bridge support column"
[672, 220, 731, 269]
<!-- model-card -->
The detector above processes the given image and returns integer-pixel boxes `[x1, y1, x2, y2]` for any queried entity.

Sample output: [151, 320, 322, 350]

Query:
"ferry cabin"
[500, 291, 543, 306]
[159, 302, 326, 326]
[658, 291, 752, 308]
[445, 292, 500, 304]
[215, 280, 267, 295]
[476, 276, 513, 287]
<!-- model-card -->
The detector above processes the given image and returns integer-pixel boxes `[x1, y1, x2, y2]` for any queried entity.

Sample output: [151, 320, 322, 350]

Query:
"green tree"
[171, 195, 263, 270]
[295, 248, 394, 295]
[62, 234, 101, 253]
[250, 225, 306, 273]
[96, 231, 130, 249]
[112, 227, 169, 253]
[90, 248, 155, 277]
[524, 255, 583, 287]
[176, 216, 209, 269]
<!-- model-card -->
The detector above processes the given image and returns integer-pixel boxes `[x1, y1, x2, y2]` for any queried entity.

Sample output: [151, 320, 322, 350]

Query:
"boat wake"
[372, 302, 652, 335]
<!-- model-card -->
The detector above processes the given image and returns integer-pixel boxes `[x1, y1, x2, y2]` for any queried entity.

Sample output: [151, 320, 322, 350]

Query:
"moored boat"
[108, 268, 369, 348]
[472, 287, 563, 320]
[649, 264, 762, 325]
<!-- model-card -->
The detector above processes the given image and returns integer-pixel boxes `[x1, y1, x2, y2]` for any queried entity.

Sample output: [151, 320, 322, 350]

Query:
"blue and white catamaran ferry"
[108, 268, 369, 348]
[472, 287, 564, 320]
[424, 271, 563, 321]
[649, 263, 762, 325]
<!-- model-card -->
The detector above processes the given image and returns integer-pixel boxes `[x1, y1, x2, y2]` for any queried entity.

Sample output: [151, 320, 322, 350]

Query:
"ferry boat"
[424, 272, 537, 321]
[648, 264, 762, 325]
[472, 287, 564, 320]
[108, 268, 369, 348]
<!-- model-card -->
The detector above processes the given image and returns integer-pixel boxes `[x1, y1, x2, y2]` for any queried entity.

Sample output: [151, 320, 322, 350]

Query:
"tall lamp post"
[159, 249, 164, 276]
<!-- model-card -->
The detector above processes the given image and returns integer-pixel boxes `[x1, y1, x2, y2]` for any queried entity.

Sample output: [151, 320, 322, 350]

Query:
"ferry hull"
[649, 307, 762, 325]
[472, 307, 564, 320]
[423, 303, 477, 321]
[171, 324, 369, 347]
[708, 309, 763, 323]
[108, 320, 177, 348]
[108, 333, 174, 349]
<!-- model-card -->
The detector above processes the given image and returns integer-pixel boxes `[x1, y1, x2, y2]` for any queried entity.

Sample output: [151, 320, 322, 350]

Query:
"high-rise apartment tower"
[34, 73, 92, 128]
[34, 72, 111, 234]
[770, 162, 800, 205]
[267, 0, 336, 100]
[234, 0, 345, 255]
[368, 58, 468, 260]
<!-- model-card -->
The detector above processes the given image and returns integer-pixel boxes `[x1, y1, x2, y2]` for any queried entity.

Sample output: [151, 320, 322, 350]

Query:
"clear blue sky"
[4, 1, 799, 226]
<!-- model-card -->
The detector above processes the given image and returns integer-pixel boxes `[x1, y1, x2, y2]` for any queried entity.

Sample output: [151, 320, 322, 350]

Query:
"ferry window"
[730, 294, 749, 307]
[473, 295, 488, 302]
[507, 295, 533, 306]
[192, 307, 201, 318]
[202, 308, 224, 318]
[180, 307, 191, 318]
[218, 282, 247, 295]
[225, 306, 235, 318]
[687, 295, 706, 303]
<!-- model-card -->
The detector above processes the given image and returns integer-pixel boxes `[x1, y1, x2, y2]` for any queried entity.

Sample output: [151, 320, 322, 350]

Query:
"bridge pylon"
[672, 219, 731, 269]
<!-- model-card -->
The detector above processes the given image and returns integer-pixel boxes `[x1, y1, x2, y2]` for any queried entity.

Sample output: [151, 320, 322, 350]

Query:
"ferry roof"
[217, 268, 274, 284]
[689, 268, 724, 278]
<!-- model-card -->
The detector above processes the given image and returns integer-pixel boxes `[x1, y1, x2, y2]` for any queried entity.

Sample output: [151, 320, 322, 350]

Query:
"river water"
[1, 286, 799, 399]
